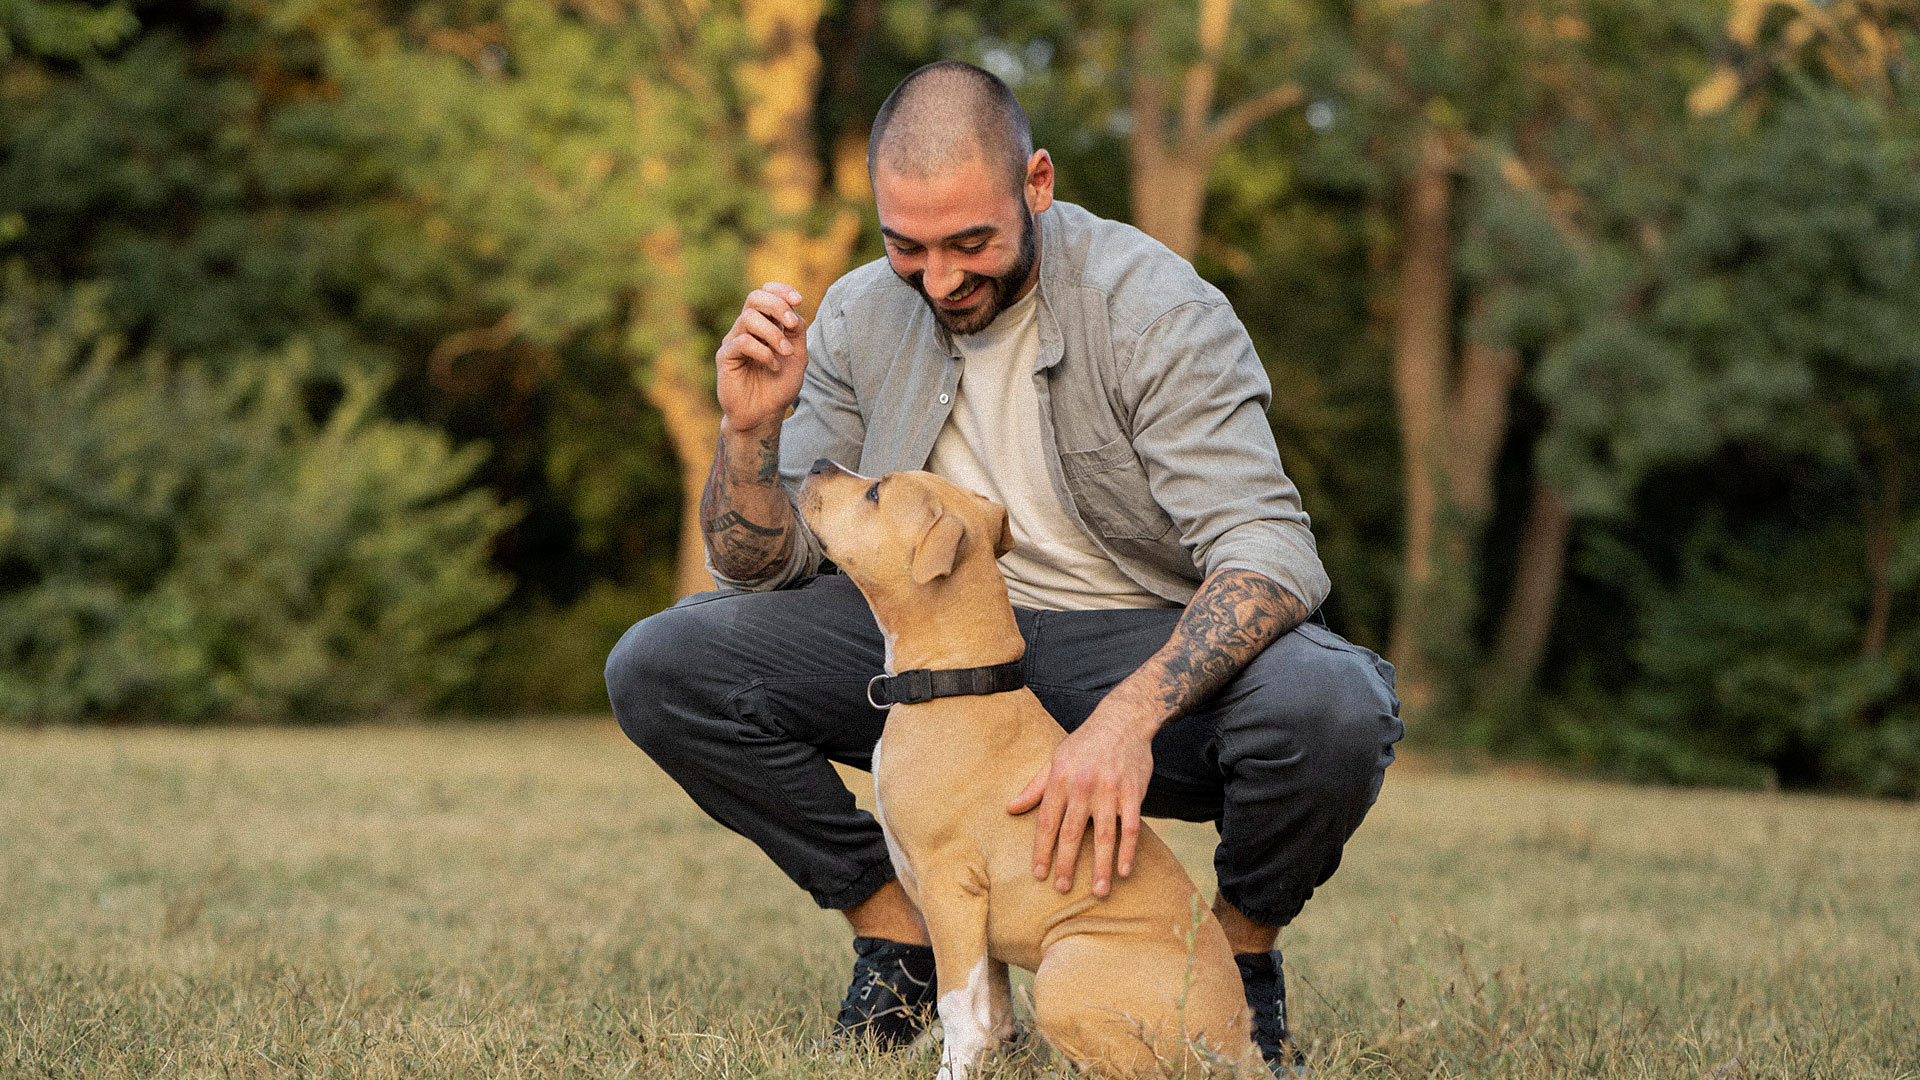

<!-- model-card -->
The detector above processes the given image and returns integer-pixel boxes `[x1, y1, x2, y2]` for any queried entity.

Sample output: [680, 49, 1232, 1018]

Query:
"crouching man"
[605, 60, 1402, 1075]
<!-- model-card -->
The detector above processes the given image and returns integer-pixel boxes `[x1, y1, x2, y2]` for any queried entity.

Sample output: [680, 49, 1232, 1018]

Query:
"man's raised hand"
[716, 283, 809, 434]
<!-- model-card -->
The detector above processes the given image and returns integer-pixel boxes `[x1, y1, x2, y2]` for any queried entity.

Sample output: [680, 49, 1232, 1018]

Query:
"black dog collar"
[866, 657, 1026, 709]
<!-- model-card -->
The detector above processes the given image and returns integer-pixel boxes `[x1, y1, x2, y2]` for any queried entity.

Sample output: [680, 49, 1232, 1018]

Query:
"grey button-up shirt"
[710, 200, 1330, 611]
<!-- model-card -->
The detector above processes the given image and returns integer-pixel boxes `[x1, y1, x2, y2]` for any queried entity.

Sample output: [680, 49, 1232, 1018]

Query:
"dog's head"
[797, 460, 1014, 603]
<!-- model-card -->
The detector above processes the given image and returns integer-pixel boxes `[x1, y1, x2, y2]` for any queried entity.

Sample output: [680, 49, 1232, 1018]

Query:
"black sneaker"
[830, 936, 938, 1049]
[1236, 950, 1310, 1076]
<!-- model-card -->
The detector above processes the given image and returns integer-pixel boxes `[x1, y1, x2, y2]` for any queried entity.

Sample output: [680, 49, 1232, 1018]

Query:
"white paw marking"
[936, 954, 995, 1080]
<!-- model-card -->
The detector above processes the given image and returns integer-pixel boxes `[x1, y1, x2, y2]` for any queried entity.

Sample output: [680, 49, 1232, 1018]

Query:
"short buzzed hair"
[868, 61, 1035, 198]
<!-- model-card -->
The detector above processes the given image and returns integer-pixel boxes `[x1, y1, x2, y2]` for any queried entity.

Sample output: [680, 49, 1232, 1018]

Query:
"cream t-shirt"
[925, 287, 1175, 612]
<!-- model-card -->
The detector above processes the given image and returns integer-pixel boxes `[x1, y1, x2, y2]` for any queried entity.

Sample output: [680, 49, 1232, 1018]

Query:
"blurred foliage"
[0, 266, 514, 721]
[0, 0, 1917, 795]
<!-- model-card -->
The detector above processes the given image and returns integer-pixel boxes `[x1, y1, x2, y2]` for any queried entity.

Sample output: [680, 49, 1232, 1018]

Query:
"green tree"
[1307, 0, 1721, 720]
[0, 266, 514, 722]
[306, 0, 869, 603]
[0, 0, 135, 60]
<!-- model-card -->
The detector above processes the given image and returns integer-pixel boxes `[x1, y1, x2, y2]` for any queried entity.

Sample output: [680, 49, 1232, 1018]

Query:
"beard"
[901, 207, 1039, 337]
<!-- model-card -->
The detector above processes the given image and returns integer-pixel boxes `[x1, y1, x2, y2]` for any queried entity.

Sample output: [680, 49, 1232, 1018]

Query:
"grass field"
[3, 719, 1916, 1079]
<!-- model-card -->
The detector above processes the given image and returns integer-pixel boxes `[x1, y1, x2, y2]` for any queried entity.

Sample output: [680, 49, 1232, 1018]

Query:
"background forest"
[3, 0, 1917, 796]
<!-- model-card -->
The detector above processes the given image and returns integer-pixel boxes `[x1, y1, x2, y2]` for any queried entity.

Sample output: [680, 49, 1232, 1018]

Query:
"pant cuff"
[810, 857, 897, 911]
[1216, 884, 1309, 931]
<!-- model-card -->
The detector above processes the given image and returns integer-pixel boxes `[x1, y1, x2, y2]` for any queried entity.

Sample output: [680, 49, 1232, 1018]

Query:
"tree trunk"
[1129, 147, 1210, 261]
[1448, 309, 1519, 523]
[633, 0, 863, 600]
[648, 345, 724, 599]
[738, 0, 862, 308]
[1124, 0, 1303, 262]
[1480, 484, 1573, 712]
[1386, 129, 1456, 716]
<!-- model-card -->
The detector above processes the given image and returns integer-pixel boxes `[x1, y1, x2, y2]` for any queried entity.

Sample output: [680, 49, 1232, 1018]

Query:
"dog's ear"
[911, 509, 967, 584]
[990, 503, 1015, 557]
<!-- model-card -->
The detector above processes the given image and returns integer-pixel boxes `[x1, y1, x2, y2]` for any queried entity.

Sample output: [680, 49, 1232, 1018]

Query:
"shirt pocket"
[1058, 436, 1178, 541]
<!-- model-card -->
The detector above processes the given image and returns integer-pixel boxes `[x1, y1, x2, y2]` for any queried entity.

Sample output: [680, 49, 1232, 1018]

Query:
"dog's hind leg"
[1032, 931, 1251, 1077]
[921, 867, 1008, 1080]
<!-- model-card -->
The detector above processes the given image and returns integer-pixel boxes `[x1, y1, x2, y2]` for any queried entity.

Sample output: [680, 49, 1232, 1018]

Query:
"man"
[605, 60, 1401, 1075]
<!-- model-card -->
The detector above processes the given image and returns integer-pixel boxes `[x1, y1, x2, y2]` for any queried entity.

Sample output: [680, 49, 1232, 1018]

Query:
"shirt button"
[938, 393, 951, 405]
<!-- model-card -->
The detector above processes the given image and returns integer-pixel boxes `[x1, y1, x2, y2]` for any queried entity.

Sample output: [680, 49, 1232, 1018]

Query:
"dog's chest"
[873, 695, 1059, 848]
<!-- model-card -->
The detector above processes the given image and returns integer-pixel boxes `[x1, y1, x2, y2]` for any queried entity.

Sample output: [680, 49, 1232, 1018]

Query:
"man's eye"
[866, 482, 881, 502]
[892, 243, 923, 257]
[957, 243, 986, 255]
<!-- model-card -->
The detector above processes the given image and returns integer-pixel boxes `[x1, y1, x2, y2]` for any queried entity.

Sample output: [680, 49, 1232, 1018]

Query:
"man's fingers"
[736, 309, 793, 355]
[1029, 778, 1065, 879]
[1007, 766, 1048, 815]
[719, 331, 780, 370]
[1091, 806, 1118, 897]
[1052, 800, 1088, 892]
[744, 288, 804, 331]
[1117, 802, 1141, 879]
[745, 285, 806, 340]
[760, 281, 803, 306]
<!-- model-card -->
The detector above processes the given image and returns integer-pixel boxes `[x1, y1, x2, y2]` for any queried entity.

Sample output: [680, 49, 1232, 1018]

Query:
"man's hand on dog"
[1007, 701, 1157, 898]
[716, 282, 809, 433]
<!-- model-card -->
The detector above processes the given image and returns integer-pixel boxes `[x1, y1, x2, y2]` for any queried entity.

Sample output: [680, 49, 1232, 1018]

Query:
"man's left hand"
[1006, 702, 1157, 898]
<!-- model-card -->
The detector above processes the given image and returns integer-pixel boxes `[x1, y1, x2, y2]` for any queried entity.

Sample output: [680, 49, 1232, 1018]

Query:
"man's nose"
[925, 255, 964, 299]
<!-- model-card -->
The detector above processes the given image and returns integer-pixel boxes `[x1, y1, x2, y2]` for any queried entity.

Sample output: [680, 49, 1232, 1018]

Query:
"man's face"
[873, 150, 1050, 337]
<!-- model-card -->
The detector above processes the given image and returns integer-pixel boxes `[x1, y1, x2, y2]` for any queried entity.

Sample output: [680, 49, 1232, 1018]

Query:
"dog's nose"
[810, 458, 843, 476]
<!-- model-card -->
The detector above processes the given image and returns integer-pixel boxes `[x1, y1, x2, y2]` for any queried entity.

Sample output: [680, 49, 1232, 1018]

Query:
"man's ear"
[991, 504, 1015, 557]
[911, 510, 967, 584]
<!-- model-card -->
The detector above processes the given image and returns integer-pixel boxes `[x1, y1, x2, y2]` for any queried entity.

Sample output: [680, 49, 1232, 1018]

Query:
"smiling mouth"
[937, 280, 984, 308]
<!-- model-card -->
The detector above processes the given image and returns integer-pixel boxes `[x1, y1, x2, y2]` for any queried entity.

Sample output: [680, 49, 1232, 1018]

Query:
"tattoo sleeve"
[698, 427, 796, 582]
[1136, 568, 1310, 723]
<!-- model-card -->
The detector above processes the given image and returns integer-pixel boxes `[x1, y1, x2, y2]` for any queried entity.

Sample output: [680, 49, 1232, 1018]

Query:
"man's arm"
[1008, 292, 1325, 902]
[1008, 567, 1309, 897]
[1130, 568, 1309, 718]
[700, 417, 797, 583]
[700, 281, 816, 586]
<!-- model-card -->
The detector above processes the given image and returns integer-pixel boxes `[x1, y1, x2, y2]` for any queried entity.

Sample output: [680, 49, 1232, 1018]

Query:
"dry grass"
[2, 719, 1915, 1078]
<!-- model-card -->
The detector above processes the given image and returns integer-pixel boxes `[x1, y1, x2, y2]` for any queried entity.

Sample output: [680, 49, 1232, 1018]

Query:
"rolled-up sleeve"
[704, 290, 865, 591]
[1121, 300, 1330, 611]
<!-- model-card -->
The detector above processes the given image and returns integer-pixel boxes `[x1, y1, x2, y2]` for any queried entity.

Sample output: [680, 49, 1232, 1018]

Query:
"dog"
[797, 460, 1261, 1079]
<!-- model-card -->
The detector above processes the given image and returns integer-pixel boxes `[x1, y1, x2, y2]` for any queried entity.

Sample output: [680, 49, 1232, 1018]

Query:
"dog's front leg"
[922, 868, 1002, 1080]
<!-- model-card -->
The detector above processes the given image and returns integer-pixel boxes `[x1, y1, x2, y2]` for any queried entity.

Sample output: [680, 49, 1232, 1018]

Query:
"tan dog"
[798, 461, 1261, 1080]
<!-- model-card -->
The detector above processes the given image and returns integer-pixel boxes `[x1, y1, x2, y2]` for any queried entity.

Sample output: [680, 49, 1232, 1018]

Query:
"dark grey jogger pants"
[605, 572, 1402, 928]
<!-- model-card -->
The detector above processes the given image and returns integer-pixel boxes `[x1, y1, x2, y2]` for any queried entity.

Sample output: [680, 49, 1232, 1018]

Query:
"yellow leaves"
[1551, 14, 1589, 41]
[1499, 156, 1537, 195]
[559, 0, 631, 27]
[642, 227, 685, 273]
[830, 128, 870, 203]
[1688, 67, 1743, 116]
[1716, 0, 1916, 103]
[585, 150, 614, 187]
[1726, 0, 1777, 46]
[1517, 10, 1591, 43]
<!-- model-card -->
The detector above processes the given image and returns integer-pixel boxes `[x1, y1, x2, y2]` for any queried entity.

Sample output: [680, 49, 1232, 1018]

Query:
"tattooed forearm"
[1096, 569, 1308, 736]
[699, 425, 795, 581]
[1151, 569, 1307, 716]
[754, 434, 781, 484]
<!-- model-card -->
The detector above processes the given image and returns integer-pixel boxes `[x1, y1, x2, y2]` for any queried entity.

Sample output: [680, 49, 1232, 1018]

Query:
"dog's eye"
[865, 482, 881, 503]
